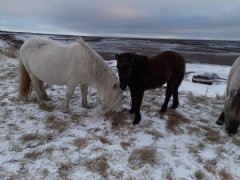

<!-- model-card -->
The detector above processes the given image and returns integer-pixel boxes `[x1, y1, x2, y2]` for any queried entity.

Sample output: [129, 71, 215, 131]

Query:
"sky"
[1, 0, 240, 40]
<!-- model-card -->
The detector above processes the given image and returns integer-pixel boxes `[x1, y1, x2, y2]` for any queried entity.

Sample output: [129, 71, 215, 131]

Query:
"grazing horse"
[19, 37, 123, 112]
[216, 56, 240, 136]
[115, 51, 185, 124]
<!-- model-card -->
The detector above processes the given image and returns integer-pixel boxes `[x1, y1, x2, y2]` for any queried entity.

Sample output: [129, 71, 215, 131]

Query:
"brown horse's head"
[224, 90, 240, 136]
[115, 52, 136, 90]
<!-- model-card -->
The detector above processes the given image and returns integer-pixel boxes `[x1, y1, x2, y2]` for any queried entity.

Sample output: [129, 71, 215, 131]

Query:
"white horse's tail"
[19, 61, 31, 101]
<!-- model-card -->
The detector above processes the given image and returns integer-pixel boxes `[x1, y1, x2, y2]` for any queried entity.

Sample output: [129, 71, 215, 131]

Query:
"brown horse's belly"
[145, 81, 165, 90]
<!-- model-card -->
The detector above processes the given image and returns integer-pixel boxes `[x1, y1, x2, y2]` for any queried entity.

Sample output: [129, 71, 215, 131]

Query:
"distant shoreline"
[1, 30, 239, 66]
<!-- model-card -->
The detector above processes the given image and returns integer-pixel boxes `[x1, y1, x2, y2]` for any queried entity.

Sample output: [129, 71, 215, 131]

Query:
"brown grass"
[85, 156, 109, 178]
[145, 129, 163, 140]
[166, 110, 190, 134]
[219, 168, 234, 180]
[46, 115, 68, 133]
[43, 146, 54, 157]
[194, 170, 205, 180]
[233, 138, 240, 146]
[204, 129, 221, 144]
[24, 150, 43, 160]
[120, 141, 132, 150]
[0, 44, 18, 58]
[99, 136, 111, 145]
[187, 126, 199, 135]
[128, 147, 157, 170]
[21, 133, 53, 143]
[104, 111, 128, 127]
[58, 163, 73, 177]
[204, 158, 217, 174]
[73, 137, 88, 150]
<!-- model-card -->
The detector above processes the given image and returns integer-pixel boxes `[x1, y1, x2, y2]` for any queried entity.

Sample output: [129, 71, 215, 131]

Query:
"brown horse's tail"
[19, 61, 31, 101]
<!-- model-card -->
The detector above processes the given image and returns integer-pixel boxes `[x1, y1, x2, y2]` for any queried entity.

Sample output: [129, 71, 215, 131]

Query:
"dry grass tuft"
[194, 170, 205, 180]
[166, 111, 190, 134]
[43, 146, 54, 157]
[0, 44, 18, 58]
[187, 126, 199, 135]
[85, 156, 109, 178]
[73, 137, 88, 150]
[99, 136, 111, 145]
[145, 129, 163, 140]
[104, 111, 128, 127]
[120, 141, 132, 150]
[39, 103, 55, 112]
[128, 146, 157, 170]
[24, 150, 43, 160]
[58, 163, 73, 177]
[204, 129, 221, 144]
[21, 133, 53, 143]
[219, 168, 234, 180]
[204, 158, 217, 174]
[233, 138, 240, 146]
[46, 115, 68, 133]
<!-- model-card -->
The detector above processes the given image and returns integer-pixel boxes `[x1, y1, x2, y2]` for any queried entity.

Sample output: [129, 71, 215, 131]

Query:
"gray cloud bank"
[1, 0, 240, 40]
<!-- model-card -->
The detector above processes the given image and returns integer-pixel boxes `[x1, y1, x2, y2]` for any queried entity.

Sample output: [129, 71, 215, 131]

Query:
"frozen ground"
[0, 37, 240, 180]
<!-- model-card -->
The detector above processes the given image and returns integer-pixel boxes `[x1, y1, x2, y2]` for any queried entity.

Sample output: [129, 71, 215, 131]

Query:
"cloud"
[1, 0, 240, 39]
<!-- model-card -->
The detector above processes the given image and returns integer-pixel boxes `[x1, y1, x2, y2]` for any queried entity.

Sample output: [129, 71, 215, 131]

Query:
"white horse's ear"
[115, 54, 119, 60]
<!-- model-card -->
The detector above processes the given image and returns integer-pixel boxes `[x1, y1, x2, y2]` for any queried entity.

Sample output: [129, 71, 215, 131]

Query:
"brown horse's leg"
[171, 89, 179, 109]
[216, 111, 225, 125]
[132, 89, 144, 125]
[160, 82, 174, 113]
[129, 88, 136, 114]
[171, 73, 184, 109]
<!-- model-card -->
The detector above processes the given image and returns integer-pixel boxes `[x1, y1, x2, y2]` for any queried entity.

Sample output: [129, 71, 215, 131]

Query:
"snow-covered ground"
[0, 38, 240, 179]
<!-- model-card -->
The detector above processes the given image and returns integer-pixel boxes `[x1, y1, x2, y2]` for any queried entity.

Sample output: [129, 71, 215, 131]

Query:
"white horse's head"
[224, 89, 240, 136]
[103, 81, 123, 112]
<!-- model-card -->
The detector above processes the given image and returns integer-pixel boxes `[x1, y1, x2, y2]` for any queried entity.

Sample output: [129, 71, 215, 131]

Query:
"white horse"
[19, 37, 123, 112]
[216, 56, 240, 136]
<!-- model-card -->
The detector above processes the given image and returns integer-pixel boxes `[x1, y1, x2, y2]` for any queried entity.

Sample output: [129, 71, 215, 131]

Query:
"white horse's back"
[20, 37, 87, 85]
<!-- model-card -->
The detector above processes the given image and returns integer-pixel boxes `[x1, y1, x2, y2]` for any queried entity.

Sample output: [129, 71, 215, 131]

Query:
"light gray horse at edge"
[216, 56, 240, 136]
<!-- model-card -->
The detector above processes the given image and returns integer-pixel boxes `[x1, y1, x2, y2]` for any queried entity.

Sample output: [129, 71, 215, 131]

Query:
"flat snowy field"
[0, 39, 240, 179]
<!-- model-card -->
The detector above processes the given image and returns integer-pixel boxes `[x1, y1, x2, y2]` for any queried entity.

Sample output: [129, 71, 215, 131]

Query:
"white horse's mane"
[225, 56, 240, 120]
[76, 38, 122, 109]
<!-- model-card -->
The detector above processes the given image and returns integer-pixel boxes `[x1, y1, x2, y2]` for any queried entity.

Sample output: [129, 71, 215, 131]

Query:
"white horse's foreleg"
[28, 73, 44, 106]
[39, 80, 51, 101]
[80, 84, 88, 108]
[63, 83, 77, 112]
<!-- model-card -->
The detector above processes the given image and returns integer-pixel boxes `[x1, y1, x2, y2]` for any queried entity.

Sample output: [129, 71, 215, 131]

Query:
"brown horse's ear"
[143, 55, 148, 60]
[115, 54, 119, 61]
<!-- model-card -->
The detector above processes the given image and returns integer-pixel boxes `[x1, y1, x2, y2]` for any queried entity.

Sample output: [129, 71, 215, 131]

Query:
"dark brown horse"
[115, 51, 185, 124]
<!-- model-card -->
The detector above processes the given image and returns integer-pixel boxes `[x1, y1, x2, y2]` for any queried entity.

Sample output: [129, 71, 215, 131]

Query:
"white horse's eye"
[113, 83, 118, 90]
